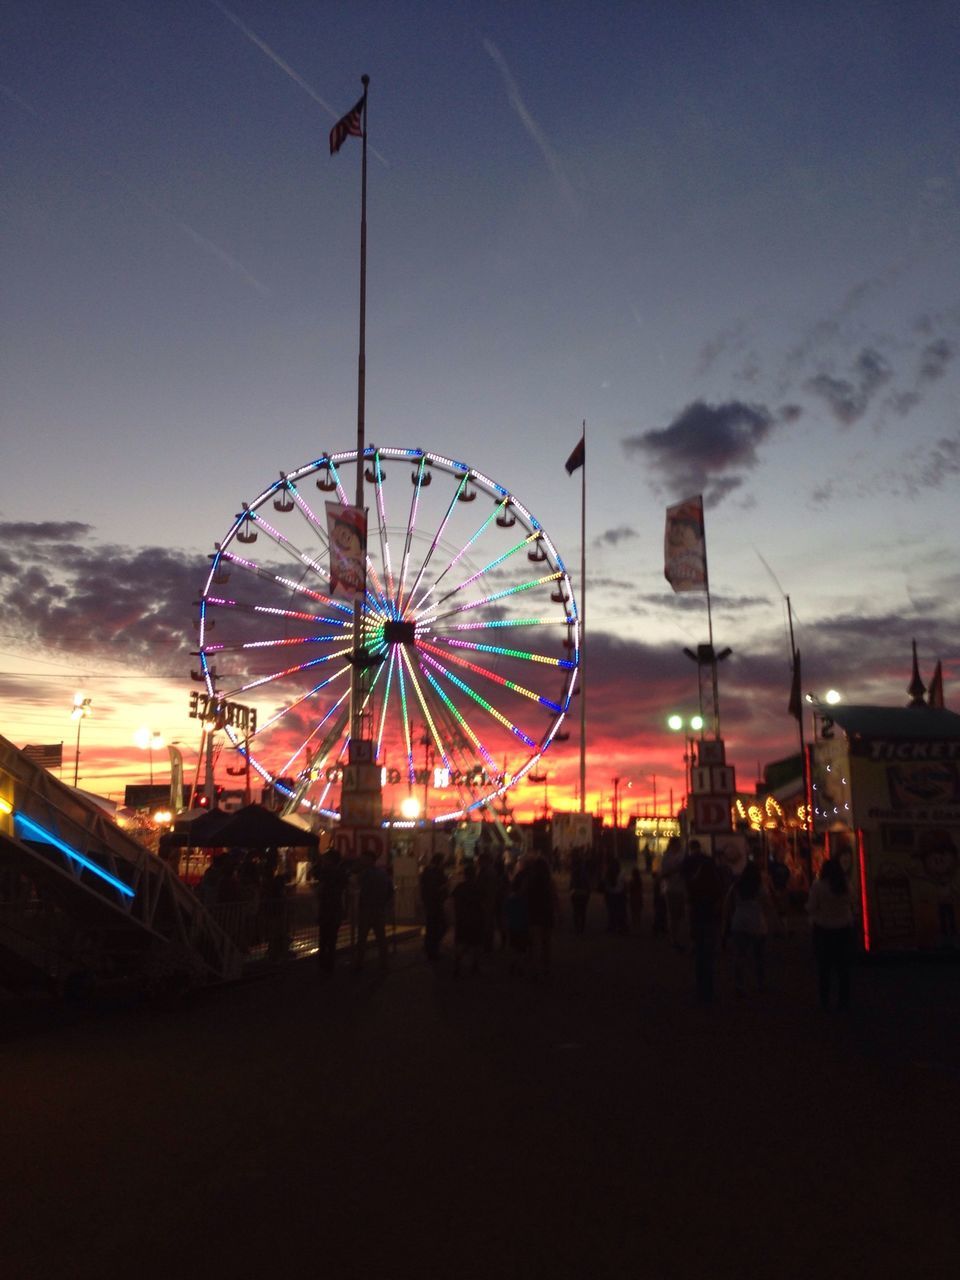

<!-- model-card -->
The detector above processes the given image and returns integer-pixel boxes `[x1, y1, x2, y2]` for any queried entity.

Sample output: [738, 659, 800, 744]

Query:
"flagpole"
[787, 595, 810, 838]
[350, 74, 370, 750]
[579, 419, 587, 814]
[700, 496, 721, 739]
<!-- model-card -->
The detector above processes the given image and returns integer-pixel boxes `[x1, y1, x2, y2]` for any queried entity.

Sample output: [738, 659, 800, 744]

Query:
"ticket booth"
[810, 704, 960, 952]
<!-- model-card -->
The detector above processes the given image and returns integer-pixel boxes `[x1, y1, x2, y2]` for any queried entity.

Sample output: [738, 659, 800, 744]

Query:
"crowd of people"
[307, 834, 857, 1010]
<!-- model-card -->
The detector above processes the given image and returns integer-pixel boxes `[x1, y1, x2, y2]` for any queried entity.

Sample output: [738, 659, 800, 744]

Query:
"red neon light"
[856, 828, 871, 953]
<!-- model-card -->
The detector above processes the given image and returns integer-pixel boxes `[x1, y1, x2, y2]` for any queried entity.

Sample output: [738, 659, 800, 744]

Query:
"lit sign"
[189, 691, 258, 734]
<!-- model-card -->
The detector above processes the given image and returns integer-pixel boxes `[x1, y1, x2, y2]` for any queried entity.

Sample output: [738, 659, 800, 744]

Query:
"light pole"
[667, 713, 704, 806]
[71, 693, 92, 787]
[134, 727, 165, 786]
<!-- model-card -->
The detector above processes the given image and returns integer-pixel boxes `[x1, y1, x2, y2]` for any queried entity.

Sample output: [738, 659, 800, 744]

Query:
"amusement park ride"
[193, 448, 581, 831]
[191, 81, 581, 842]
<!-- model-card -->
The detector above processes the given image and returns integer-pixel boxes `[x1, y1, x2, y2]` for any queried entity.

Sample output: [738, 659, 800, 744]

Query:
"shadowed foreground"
[4, 911, 958, 1280]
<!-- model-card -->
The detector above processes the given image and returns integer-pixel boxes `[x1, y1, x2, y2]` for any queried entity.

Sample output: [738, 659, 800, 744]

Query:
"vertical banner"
[167, 744, 184, 813]
[326, 502, 368, 597]
[664, 495, 707, 593]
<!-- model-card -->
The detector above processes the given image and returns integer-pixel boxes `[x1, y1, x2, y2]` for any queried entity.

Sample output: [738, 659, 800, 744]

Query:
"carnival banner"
[326, 502, 368, 597]
[664, 496, 707, 593]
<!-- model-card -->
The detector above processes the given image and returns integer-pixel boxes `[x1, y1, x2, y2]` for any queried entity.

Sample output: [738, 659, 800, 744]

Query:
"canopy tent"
[160, 804, 319, 851]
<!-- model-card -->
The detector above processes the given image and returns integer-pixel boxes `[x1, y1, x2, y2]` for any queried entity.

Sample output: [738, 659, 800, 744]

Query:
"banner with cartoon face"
[326, 502, 368, 598]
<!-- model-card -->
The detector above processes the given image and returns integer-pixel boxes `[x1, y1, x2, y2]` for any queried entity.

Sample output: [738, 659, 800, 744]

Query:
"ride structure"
[0, 733, 242, 994]
[194, 446, 580, 826]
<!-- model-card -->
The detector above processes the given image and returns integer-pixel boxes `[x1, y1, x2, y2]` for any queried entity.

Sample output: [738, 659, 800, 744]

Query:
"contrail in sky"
[211, 1, 388, 165]
[483, 38, 579, 216]
[113, 175, 270, 297]
[212, 1, 337, 115]
[0, 82, 39, 116]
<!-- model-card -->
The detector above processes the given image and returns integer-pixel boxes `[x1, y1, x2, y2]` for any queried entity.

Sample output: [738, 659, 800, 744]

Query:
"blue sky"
[2, 0, 958, 810]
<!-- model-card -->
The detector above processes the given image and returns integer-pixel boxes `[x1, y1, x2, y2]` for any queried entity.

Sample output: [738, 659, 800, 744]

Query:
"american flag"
[329, 95, 365, 154]
[23, 743, 63, 768]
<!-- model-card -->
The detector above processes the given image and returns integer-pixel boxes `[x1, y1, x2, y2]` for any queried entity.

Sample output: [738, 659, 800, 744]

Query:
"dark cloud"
[908, 434, 960, 493]
[918, 338, 954, 382]
[0, 520, 92, 542]
[2, 535, 209, 674]
[595, 525, 638, 548]
[622, 400, 778, 505]
[805, 346, 892, 426]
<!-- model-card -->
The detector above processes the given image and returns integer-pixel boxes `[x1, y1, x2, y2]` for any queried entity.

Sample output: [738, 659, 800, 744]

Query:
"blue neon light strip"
[15, 813, 135, 899]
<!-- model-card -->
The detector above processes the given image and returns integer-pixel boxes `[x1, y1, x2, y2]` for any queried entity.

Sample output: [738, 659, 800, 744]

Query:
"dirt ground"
[3, 899, 959, 1280]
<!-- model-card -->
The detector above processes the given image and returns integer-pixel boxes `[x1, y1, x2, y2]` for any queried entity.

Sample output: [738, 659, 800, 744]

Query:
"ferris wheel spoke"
[407, 481, 512, 616]
[418, 639, 563, 715]
[414, 660, 499, 773]
[394, 454, 434, 618]
[417, 649, 538, 748]
[239, 509, 335, 587]
[222, 648, 354, 701]
[398, 647, 450, 768]
[253, 674, 351, 738]
[202, 632, 351, 656]
[448, 616, 570, 631]
[218, 550, 355, 619]
[203, 596, 353, 630]
[367, 450, 397, 613]
[422, 531, 541, 616]
[374, 647, 399, 761]
[399, 470, 474, 620]
[395, 653, 416, 784]
[435, 636, 576, 671]
[423, 571, 565, 627]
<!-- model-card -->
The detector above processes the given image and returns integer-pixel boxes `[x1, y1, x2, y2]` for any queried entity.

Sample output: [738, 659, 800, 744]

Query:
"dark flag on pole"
[788, 651, 803, 721]
[329, 95, 365, 154]
[565, 436, 585, 475]
[929, 659, 945, 708]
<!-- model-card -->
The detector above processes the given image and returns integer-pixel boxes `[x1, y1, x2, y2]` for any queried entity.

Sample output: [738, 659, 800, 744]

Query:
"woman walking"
[807, 856, 855, 1010]
[723, 861, 768, 995]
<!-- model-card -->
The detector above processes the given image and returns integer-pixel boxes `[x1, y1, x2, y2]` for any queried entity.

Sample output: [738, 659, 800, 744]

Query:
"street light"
[71, 693, 92, 787]
[611, 776, 632, 829]
[682, 643, 732, 737]
[667, 713, 705, 801]
[805, 689, 841, 706]
[134, 726, 166, 786]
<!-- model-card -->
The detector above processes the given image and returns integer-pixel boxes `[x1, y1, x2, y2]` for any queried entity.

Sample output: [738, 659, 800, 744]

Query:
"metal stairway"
[0, 733, 242, 994]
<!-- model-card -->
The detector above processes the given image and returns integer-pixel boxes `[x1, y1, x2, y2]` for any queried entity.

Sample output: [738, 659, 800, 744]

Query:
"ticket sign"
[692, 794, 733, 833]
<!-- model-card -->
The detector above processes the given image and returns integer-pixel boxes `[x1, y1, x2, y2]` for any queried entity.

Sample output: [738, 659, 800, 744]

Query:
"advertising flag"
[329, 95, 365, 154]
[326, 502, 368, 597]
[23, 743, 63, 769]
[664, 496, 707, 593]
[565, 436, 585, 474]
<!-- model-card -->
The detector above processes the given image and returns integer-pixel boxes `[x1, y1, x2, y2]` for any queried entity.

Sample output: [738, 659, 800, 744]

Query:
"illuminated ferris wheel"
[195, 447, 580, 823]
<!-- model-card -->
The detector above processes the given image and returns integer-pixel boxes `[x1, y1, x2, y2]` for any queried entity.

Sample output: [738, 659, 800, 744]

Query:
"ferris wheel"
[195, 446, 580, 823]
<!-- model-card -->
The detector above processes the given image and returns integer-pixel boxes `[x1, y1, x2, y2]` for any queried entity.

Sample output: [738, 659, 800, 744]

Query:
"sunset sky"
[2, 1, 958, 820]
